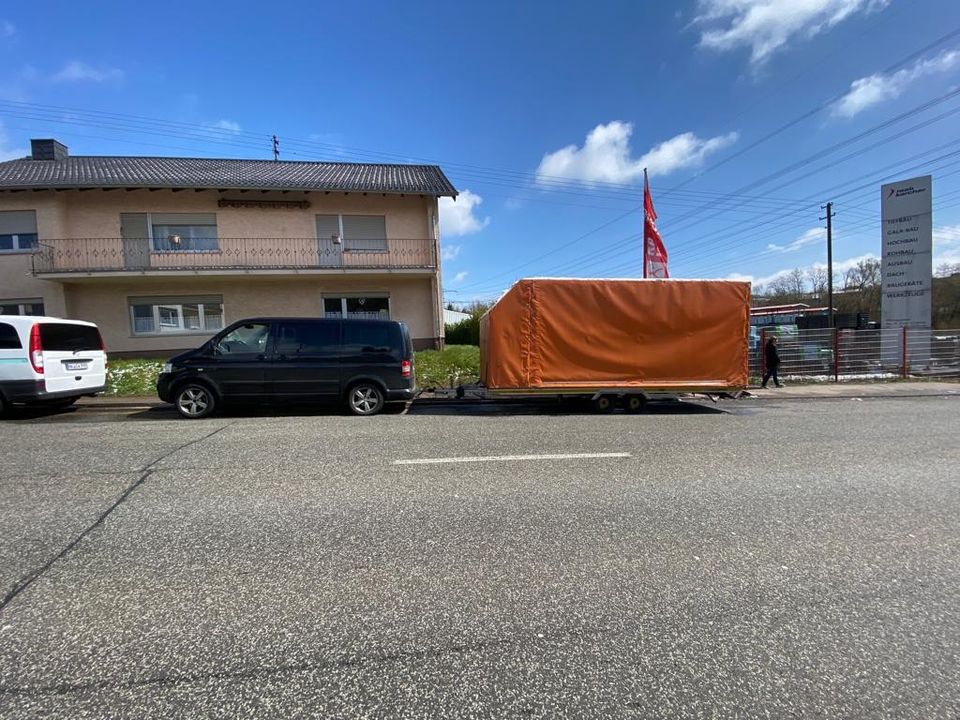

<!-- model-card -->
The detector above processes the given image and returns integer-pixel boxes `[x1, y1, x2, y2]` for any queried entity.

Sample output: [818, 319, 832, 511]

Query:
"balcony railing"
[30, 237, 438, 275]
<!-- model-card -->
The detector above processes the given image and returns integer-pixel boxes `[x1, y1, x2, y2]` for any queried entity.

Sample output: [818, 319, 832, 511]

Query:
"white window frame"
[146, 213, 219, 253]
[321, 294, 391, 319]
[128, 298, 225, 336]
[0, 233, 39, 253]
[0, 298, 44, 316]
[316, 214, 388, 253]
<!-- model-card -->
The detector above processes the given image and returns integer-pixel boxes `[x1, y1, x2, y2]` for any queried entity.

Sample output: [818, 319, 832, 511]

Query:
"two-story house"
[0, 139, 457, 355]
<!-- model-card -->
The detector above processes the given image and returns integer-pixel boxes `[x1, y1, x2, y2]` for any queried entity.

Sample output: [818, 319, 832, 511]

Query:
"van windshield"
[39, 323, 102, 352]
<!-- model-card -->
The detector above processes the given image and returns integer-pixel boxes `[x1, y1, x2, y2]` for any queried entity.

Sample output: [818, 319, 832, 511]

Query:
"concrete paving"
[0, 397, 958, 718]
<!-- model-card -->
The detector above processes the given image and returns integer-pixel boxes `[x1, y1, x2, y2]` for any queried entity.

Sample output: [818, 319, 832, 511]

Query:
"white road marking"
[392, 452, 631, 466]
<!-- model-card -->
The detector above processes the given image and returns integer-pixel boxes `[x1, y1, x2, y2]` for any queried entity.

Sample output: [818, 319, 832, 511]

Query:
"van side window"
[0, 322, 21, 349]
[343, 323, 396, 354]
[276, 322, 339, 356]
[215, 323, 271, 356]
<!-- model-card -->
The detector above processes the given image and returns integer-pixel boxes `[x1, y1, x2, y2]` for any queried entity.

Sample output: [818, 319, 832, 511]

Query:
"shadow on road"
[3, 398, 728, 423]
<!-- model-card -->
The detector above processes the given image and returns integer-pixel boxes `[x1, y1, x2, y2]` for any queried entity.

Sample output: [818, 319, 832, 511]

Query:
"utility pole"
[820, 202, 835, 328]
[272, 135, 280, 161]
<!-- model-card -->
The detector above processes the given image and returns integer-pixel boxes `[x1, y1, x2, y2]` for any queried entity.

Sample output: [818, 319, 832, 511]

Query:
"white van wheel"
[175, 384, 216, 419]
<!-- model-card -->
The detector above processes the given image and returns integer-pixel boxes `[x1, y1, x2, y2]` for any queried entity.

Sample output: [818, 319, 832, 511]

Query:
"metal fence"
[750, 327, 960, 381]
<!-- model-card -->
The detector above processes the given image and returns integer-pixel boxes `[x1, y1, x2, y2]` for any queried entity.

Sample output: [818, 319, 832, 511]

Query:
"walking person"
[761, 335, 784, 388]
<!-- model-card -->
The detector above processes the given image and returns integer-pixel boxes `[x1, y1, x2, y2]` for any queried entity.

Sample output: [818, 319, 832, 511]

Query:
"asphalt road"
[0, 397, 958, 718]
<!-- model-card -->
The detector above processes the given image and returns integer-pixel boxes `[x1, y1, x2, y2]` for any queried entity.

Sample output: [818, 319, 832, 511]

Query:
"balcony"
[29, 237, 438, 277]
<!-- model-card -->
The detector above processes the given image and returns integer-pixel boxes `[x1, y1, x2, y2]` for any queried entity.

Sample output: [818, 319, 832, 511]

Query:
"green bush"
[415, 345, 480, 389]
[445, 317, 480, 345]
[106, 359, 165, 396]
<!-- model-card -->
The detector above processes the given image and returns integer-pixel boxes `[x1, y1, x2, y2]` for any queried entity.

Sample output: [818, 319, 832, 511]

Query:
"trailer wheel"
[625, 395, 647, 413]
[592, 394, 615, 413]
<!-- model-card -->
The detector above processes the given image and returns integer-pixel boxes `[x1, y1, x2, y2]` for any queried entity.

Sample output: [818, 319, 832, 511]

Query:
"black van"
[157, 317, 415, 418]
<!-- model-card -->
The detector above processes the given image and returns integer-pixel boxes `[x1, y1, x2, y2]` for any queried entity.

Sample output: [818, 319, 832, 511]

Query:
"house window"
[316, 214, 387, 252]
[129, 295, 224, 335]
[120, 213, 218, 252]
[0, 298, 44, 316]
[0, 210, 39, 252]
[323, 295, 390, 320]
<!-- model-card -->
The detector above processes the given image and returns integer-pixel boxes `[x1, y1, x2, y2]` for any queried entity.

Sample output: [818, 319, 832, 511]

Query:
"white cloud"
[834, 49, 960, 118]
[452, 271, 469, 283]
[766, 227, 824, 253]
[52, 61, 124, 83]
[728, 226, 960, 286]
[442, 244, 462, 262]
[728, 252, 878, 288]
[934, 224, 960, 267]
[1, 20, 15, 38]
[439, 189, 490, 236]
[934, 224, 960, 247]
[0, 120, 26, 161]
[213, 119, 242, 134]
[536, 121, 738, 184]
[695, 0, 889, 66]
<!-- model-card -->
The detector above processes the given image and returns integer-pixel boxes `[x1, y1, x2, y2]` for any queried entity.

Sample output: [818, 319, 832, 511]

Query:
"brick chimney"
[30, 139, 69, 161]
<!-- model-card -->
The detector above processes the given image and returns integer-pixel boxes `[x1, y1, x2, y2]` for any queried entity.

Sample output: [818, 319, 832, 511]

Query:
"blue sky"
[2, 0, 959, 302]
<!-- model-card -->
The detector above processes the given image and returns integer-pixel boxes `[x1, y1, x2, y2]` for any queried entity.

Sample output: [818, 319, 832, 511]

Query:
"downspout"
[431, 197, 444, 349]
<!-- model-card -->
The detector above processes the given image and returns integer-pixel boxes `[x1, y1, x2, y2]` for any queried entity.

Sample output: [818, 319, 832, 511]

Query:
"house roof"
[0, 155, 458, 196]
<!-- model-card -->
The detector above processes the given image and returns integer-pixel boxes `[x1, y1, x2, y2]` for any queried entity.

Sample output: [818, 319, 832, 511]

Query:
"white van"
[0, 316, 107, 414]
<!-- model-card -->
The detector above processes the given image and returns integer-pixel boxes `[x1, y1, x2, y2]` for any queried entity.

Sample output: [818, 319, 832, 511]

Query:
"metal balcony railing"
[29, 237, 438, 274]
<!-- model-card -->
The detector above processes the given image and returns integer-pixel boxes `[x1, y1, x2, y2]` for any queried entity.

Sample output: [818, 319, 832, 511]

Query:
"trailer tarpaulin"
[480, 278, 750, 391]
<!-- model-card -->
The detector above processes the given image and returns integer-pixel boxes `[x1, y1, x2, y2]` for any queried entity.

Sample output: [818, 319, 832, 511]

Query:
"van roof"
[0, 315, 97, 327]
[234, 317, 402, 324]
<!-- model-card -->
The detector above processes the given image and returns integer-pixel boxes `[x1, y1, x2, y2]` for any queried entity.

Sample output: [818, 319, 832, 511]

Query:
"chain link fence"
[749, 327, 960, 381]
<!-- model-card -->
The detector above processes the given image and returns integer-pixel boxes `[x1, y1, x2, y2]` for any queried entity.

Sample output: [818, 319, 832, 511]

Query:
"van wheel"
[175, 383, 216, 419]
[347, 383, 384, 416]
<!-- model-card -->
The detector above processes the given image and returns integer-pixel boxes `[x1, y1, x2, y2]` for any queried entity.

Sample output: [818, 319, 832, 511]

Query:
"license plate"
[65, 361, 90, 371]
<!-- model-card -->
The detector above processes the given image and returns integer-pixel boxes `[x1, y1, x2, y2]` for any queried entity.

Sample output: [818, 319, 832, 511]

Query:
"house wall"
[56, 190, 433, 239]
[0, 191, 67, 314]
[62, 275, 439, 355]
[0, 189, 443, 346]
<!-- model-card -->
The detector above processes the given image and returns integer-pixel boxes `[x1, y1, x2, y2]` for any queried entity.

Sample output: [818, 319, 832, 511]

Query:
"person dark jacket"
[764, 338, 780, 368]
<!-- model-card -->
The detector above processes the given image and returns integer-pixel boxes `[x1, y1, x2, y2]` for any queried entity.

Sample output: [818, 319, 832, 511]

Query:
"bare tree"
[807, 266, 828, 299]
[935, 262, 960, 278]
[843, 258, 881, 291]
[841, 258, 881, 316]
[786, 267, 807, 297]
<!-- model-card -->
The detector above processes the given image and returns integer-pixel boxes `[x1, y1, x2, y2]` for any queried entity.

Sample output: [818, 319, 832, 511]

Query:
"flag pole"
[642, 167, 649, 278]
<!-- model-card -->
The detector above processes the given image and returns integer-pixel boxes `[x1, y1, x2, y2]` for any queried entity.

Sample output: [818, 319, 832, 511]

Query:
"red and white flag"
[643, 169, 669, 279]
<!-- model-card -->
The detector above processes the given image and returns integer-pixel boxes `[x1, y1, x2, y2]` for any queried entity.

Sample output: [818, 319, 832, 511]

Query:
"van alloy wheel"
[348, 384, 384, 416]
[176, 385, 215, 419]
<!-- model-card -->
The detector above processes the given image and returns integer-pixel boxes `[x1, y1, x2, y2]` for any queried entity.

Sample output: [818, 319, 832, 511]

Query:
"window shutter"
[342, 215, 386, 240]
[316, 215, 340, 240]
[120, 213, 149, 239]
[0, 211, 38, 235]
[151, 213, 217, 225]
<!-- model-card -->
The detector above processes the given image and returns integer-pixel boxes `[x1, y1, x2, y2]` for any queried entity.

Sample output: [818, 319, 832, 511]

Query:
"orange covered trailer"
[480, 278, 750, 394]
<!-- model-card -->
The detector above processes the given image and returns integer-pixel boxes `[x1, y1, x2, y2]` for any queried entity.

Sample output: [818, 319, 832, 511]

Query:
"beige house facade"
[0, 139, 457, 355]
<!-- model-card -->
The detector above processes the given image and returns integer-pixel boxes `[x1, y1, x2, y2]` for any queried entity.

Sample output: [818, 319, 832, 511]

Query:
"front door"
[269, 319, 342, 400]
[203, 321, 273, 398]
[316, 214, 343, 267]
[120, 213, 150, 269]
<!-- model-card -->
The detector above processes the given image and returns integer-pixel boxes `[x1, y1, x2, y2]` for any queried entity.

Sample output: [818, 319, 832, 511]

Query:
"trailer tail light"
[401, 360, 412, 378]
[29, 323, 44, 374]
